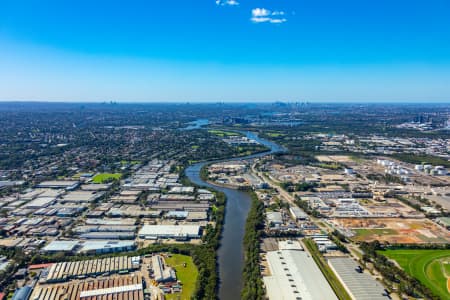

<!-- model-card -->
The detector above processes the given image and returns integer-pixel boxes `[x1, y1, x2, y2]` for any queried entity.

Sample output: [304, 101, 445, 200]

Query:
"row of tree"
[294, 197, 322, 218]
[360, 241, 441, 299]
[280, 181, 318, 192]
[241, 192, 265, 300]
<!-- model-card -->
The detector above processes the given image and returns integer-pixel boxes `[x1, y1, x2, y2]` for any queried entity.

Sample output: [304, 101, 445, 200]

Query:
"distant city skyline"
[1, 0, 450, 102]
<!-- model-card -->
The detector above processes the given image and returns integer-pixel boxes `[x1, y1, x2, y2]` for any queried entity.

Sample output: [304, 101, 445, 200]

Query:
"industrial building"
[166, 210, 189, 219]
[45, 256, 140, 282]
[150, 200, 210, 212]
[151, 255, 176, 282]
[289, 205, 308, 221]
[42, 240, 79, 252]
[85, 218, 136, 226]
[59, 190, 104, 203]
[36, 180, 79, 190]
[328, 257, 389, 300]
[263, 240, 337, 300]
[186, 211, 208, 221]
[77, 240, 136, 254]
[138, 225, 201, 240]
[42, 240, 136, 254]
[73, 225, 137, 234]
[311, 234, 338, 252]
[79, 231, 135, 240]
[11, 286, 32, 300]
[31, 275, 144, 300]
[23, 196, 56, 209]
[266, 211, 283, 227]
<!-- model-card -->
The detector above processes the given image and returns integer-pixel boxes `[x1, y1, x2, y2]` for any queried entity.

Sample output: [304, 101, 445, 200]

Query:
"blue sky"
[0, 0, 449, 102]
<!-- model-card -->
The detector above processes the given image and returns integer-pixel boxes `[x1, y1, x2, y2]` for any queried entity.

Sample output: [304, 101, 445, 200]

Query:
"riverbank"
[185, 131, 284, 300]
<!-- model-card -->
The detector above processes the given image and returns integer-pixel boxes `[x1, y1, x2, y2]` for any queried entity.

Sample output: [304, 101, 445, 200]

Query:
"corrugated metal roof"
[264, 249, 337, 300]
[80, 284, 142, 297]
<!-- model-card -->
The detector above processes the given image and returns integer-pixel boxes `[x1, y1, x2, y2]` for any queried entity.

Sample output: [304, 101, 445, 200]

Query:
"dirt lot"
[316, 155, 355, 163]
[332, 217, 450, 244]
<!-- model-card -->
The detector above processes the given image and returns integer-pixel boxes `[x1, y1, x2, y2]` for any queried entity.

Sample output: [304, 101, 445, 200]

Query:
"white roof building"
[267, 211, 283, 226]
[328, 257, 389, 300]
[152, 255, 176, 282]
[138, 225, 201, 239]
[289, 205, 308, 220]
[23, 196, 56, 209]
[263, 241, 337, 300]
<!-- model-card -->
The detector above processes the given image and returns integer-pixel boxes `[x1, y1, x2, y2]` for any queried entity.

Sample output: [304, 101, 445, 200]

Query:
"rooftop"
[42, 240, 79, 252]
[264, 247, 337, 300]
[328, 257, 389, 300]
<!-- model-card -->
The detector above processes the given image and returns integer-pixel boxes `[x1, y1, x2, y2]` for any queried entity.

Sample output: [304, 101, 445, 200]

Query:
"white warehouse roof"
[139, 225, 200, 238]
[80, 284, 142, 298]
[328, 257, 389, 300]
[263, 248, 337, 300]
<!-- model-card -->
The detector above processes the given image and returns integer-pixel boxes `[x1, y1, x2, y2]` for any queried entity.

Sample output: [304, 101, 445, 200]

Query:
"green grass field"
[207, 129, 240, 137]
[165, 254, 198, 300]
[380, 249, 450, 299]
[92, 173, 122, 183]
[265, 132, 286, 137]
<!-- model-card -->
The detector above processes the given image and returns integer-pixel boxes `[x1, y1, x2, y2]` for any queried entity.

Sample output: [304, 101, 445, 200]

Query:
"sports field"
[380, 249, 450, 299]
[92, 173, 122, 183]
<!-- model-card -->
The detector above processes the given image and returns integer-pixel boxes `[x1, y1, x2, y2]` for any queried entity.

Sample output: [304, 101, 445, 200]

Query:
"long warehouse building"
[328, 257, 389, 300]
[263, 240, 338, 300]
[138, 225, 201, 240]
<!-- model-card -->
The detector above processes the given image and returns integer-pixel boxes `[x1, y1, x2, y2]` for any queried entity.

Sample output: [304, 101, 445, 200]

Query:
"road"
[250, 160, 382, 281]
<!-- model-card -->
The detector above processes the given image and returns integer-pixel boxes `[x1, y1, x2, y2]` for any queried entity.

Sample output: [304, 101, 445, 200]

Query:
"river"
[185, 131, 284, 300]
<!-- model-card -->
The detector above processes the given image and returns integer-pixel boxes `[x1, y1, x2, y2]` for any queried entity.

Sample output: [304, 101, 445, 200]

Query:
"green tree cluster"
[241, 192, 265, 300]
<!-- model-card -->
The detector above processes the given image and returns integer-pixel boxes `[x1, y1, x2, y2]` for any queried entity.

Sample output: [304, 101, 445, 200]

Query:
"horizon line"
[0, 100, 449, 105]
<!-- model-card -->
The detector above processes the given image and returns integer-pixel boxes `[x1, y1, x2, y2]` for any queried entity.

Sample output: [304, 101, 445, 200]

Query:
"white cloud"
[216, 0, 239, 6]
[270, 18, 287, 23]
[271, 11, 285, 16]
[252, 8, 270, 17]
[251, 8, 287, 24]
[251, 17, 271, 23]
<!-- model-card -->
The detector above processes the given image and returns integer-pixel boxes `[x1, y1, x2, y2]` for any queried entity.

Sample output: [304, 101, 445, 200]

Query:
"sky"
[0, 0, 450, 102]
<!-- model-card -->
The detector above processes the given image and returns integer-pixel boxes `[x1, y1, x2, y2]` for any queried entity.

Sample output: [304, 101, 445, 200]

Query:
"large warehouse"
[328, 257, 389, 300]
[138, 225, 201, 240]
[263, 240, 337, 300]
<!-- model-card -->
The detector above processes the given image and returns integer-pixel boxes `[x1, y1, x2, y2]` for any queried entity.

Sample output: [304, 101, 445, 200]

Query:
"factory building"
[263, 240, 337, 300]
[42, 240, 79, 253]
[78, 241, 136, 254]
[138, 225, 201, 240]
[36, 180, 79, 190]
[266, 211, 283, 227]
[289, 205, 308, 221]
[31, 275, 144, 300]
[45, 256, 140, 282]
[328, 257, 389, 300]
[41, 240, 136, 254]
[79, 232, 135, 240]
[151, 255, 176, 282]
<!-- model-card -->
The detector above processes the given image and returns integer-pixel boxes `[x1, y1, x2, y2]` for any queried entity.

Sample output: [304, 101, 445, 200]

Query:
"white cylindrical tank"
[415, 165, 424, 171]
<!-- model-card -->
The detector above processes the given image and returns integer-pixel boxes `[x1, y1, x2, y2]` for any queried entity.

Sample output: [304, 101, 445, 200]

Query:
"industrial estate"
[0, 103, 449, 300]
